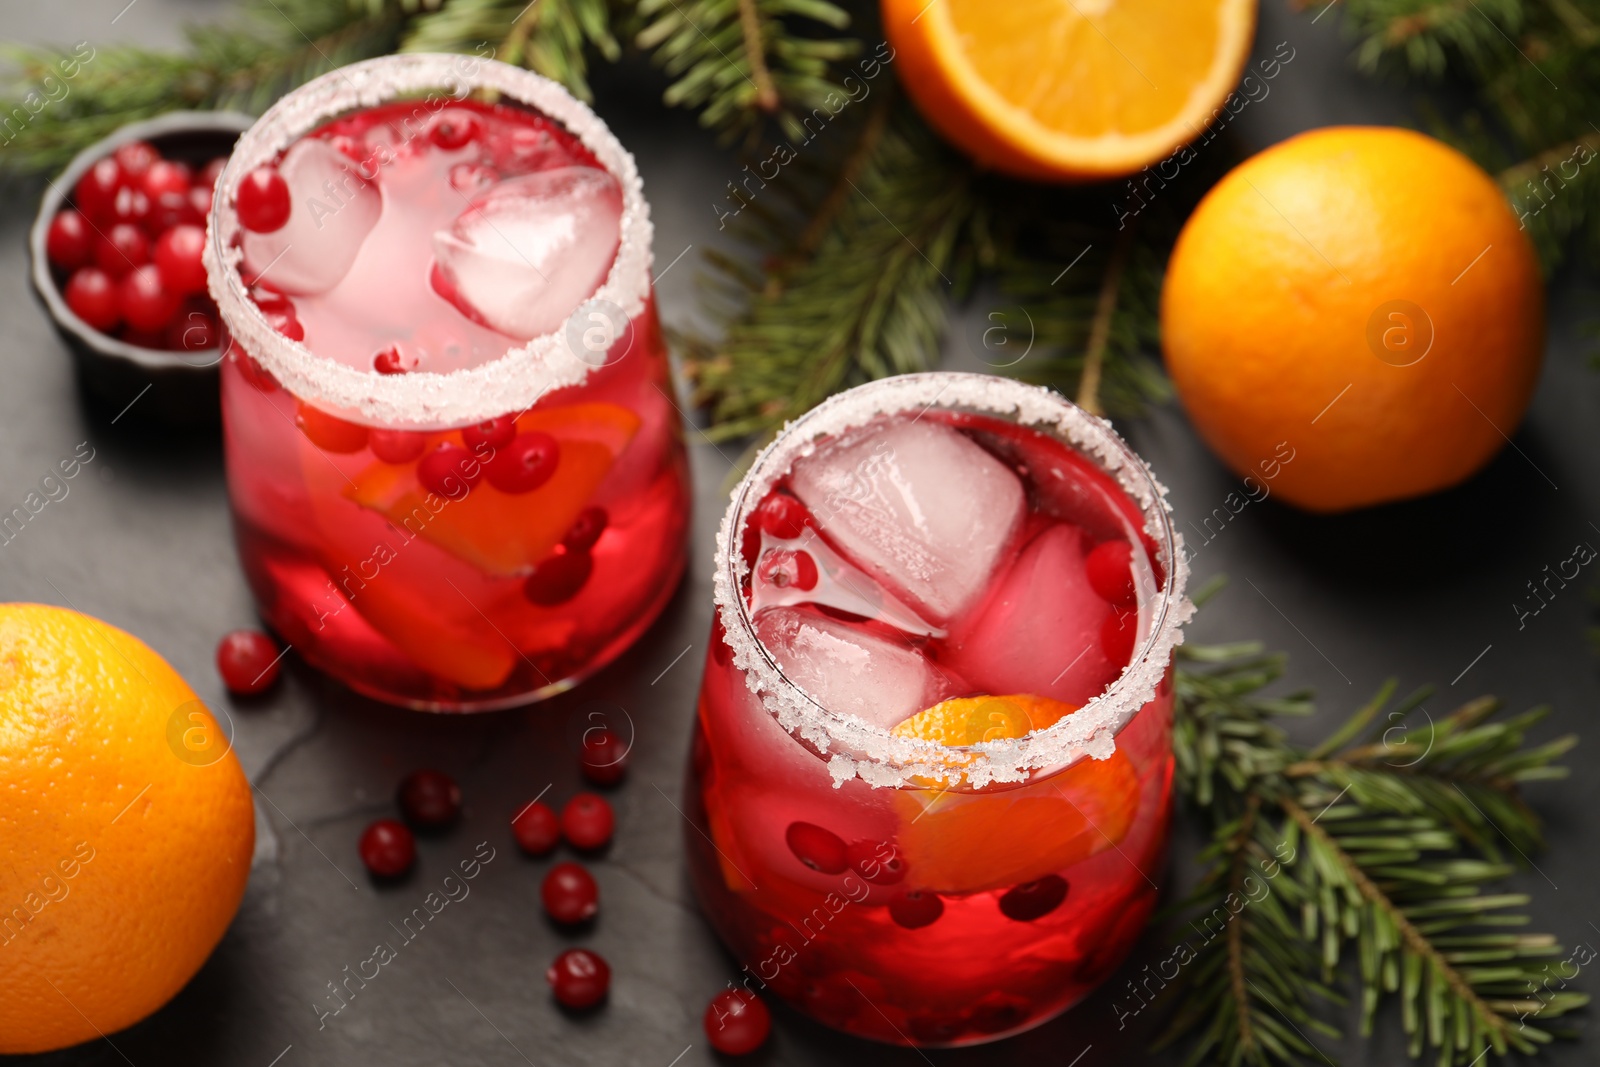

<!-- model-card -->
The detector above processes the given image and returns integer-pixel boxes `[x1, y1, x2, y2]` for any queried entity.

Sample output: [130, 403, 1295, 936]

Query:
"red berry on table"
[372, 346, 407, 375]
[889, 889, 944, 929]
[486, 432, 560, 493]
[541, 861, 599, 924]
[511, 800, 560, 855]
[560, 792, 614, 850]
[1085, 540, 1136, 606]
[200, 156, 228, 189]
[756, 492, 811, 539]
[462, 415, 515, 453]
[398, 769, 461, 828]
[428, 109, 483, 150]
[704, 989, 772, 1055]
[216, 628, 282, 694]
[64, 267, 121, 331]
[140, 159, 192, 200]
[785, 822, 848, 874]
[359, 818, 416, 878]
[153, 224, 208, 295]
[523, 550, 592, 606]
[547, 948, 609, 1009]
[95, 223, 150, 278]
[118, 265, 180, 333]
[74, 157, 126, 222]
[46, 210, 92, 269]
[563, 507, 608, 553]
[1100, 608, 1137, 667]
[113, 140, 159, 180]
[998, 874, 1069, 922]
[579, 726, 627, 785]
[417, 443, 483, 497]
[147, 189, 201, 232]
[167, 302, 221, 352]
[237, 165, 291, 233]
[368, 428, 428, 464]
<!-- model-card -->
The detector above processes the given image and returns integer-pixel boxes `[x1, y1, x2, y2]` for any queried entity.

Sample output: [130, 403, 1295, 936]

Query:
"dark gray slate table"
[2, 2, 1595, 1064]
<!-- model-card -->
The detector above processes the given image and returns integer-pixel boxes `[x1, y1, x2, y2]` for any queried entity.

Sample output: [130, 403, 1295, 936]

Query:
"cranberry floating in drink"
[684, 373, 1191, 1046]
[206, 55, 689, 710]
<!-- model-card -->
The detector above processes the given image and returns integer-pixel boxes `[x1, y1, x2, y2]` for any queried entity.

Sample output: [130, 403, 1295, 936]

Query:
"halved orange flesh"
[883, 0, 1258, 180]
[891, 693, 1079, 745]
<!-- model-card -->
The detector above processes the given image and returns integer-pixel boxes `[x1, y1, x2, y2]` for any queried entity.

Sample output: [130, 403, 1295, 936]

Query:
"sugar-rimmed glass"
[206, 54, 689, 711]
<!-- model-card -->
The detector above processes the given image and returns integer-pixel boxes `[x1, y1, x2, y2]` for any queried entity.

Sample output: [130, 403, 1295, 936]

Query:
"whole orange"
[0, 604, 254, 1054]
[1161, 126, 1544, 512]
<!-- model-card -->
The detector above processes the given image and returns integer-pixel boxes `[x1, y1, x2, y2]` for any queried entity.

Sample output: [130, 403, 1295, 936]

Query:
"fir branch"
[0, 0, 409, 174]
[633, 0, 859, 142]
[400, 0, 619, 101]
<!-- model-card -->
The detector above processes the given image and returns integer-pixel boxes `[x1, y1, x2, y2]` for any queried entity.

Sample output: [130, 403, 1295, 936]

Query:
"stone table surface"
[2, 2, 1596, 1065]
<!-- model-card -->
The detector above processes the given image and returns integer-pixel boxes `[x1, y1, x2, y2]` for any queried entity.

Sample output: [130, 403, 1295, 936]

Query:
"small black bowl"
[29, 110, 255, 427]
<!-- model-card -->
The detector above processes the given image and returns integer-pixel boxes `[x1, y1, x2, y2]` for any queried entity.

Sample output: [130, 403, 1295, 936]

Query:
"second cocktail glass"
[207, 55, 689, 710]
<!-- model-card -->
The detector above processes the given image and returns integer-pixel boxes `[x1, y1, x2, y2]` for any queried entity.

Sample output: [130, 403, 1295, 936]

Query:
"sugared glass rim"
[713, 372, 1193, 790]
[203, 53, 653, 428]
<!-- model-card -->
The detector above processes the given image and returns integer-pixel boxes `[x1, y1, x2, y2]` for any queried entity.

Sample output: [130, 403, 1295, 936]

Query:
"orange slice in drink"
[345, 402, 640, 577]
[883, 0, 1258, 180]
[891, 694, 1139, 894]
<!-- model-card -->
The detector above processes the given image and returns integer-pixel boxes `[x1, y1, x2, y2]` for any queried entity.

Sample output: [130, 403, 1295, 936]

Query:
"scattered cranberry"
[118, 265, 180, 332]
[561, 792, 614, 850]
[368, 428, 428, 464]
[113, 141, 159, 181]
[462, 415, 516, 453]
[756, 492, 811, 539]
[579, 725, 627, 785]
[542, 861, 599, 924]
[237, 165, 291, 233]
[1101, 608, 1137, 666]
[429, 109, 483, 150]
[757, 549, 818, 591]
[110, 186, 152, 229]
[524, 550, 592, 606]
[216, 629, 281, 694]
[704, 989, 771, 1055]
[140, 159, 192, 200]
[147, 189, 201, 232]
[46, 210, 92, 270]
[200, 156, 228, 190]
[785, 821, 847, 874]
[563, 507, 608, 552]
[295, 403, 369, 453]
[1086, 540, 1136, 606]
[846, 839, 906, 885]
[64, 267, 120, 330]
[399, 769, 461, 828]
[998, 875, 1068, 921]
[359, 818, 416, 878]
[486, 432, 560, 494]
[372, 346, 406, 374]
[95, 223, 150, 277]
[418, 443, 483, 497]
[167, 303, 221, 352]
[512, 800, 560, 855]
[153, 224, 207, 295]
[889, 889, 944, 929]
[547, 948, 609, 1009]
[75, 157, 126, 223]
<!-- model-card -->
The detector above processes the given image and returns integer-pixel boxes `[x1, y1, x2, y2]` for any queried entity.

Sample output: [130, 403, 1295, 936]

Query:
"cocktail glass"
[685, 372, 1190, 1045]
[206, 54, 689, 710]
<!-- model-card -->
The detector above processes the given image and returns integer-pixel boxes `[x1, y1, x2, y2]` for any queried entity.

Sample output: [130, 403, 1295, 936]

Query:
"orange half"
[884, 0, 1258, 180]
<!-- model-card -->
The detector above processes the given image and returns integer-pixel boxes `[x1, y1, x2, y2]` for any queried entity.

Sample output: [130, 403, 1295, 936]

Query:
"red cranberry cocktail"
[206, 55, 689, 710]
[686, 373, 1191, 1045]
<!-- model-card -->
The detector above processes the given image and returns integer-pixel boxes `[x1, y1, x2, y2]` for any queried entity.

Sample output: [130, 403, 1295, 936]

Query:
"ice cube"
[240, 139, 381, 296]
[789, 420, 1025, 623]
[749, 529, 944, 638]
[754, 607, 952, 731]
[945, 524, 1120, 706]
[430, 166, 621, 341]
